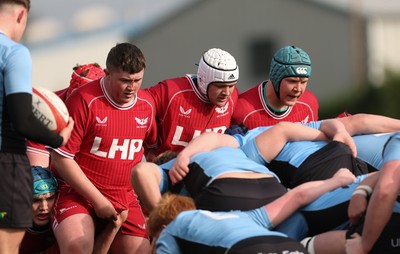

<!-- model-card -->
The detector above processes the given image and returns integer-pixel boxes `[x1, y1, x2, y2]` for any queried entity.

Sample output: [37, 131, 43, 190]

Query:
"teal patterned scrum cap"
[269, 45, 312, 98]
[32, 166, 58, 197]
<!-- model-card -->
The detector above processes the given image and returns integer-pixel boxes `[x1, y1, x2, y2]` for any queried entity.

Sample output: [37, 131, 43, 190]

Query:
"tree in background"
[320, 71, 400, 119]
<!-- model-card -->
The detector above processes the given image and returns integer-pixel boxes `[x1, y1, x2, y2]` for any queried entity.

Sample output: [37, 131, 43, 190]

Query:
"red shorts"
[52, 186, 148, 238]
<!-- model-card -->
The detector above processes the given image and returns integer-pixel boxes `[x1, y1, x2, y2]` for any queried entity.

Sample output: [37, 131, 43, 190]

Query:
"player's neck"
[264, 81, 288, 114]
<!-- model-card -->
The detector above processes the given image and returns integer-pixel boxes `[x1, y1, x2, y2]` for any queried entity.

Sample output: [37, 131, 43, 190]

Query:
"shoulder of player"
[136, 89, 157, 106]
[64, 81, 102, 108]
[238, 83, 261, 98]
[300, 89, 318, 100]
[54, 88, 68, 101]
[148, 76, 190, 90]
[236, 86, 263, 109]
[3, 38, 30, 56]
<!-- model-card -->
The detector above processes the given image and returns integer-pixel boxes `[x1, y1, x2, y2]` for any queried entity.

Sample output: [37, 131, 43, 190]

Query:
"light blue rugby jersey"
[302, 174, 369, 211]
[234, 123, 328, 167]
[158, 146, 279, 193]
[353, 132, 400, 169]
[304, 121, 400, 169]
[156, 207, 286, 253]
[0, 33, 33, 149]
[234, 121, 400, 170]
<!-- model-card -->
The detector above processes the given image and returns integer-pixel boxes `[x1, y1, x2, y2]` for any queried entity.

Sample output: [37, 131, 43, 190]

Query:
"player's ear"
[16, 9, 26, 23]
[104, 69, 110, 75]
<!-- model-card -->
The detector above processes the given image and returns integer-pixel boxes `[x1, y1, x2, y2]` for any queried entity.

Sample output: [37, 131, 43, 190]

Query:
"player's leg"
[52, 189, 96, 253]
[110, 234, 150, 254]
[0, 229, 26, 253]
[54, 213, 95, 253]
[131, 162, 165, 212]
[109, 199, 150, 253]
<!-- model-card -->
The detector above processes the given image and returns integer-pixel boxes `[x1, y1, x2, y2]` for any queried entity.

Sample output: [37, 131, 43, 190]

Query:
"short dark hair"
[2, 0, 31, 11]
[106, 42, 146, 74]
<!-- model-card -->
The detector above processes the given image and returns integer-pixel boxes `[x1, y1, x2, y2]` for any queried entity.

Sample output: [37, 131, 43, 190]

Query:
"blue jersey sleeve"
[156, 230, 182, 254]
[233, 126, 271, 146]
[158, 159, 175, 193]
[302, 120, 322, 130]
[4, 44, 32, 94]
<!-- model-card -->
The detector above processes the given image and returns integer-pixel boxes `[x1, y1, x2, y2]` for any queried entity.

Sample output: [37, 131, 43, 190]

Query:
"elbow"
[295, 188, 312, 207]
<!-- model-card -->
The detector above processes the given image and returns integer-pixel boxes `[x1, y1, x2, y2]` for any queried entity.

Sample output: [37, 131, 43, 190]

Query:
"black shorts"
[195, 177, 287, 211]
[292, 141, 370, 188]
[302, 201, 350, 236]
[346, 213, 400, 254]
[228, 235, 308, 254]
[0, 153, 33, 228]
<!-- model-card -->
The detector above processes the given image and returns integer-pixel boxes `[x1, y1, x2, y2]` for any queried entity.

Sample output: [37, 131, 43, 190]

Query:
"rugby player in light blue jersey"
[148, 168, 355, 254]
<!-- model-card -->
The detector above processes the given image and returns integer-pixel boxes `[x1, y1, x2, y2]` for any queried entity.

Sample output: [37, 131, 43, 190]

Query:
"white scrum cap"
[197, 48, 239, 98]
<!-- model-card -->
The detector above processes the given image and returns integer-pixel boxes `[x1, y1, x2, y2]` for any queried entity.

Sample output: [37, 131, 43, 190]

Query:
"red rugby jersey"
[232, 82, 318, 129]
[146, 74, 238, 156]
[51, 79, 157, 208]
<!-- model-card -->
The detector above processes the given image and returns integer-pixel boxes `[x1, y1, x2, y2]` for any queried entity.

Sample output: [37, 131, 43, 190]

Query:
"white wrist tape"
[356, 185, 373, 196]
[352, 189, 368, 197]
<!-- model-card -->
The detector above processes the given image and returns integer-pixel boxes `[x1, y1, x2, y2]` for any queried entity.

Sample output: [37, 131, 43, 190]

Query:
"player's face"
[106, 68, 145, 106]
[32, 192, 56, 226]
[279, 77, 308, 106]
[207, 81, 237, 107]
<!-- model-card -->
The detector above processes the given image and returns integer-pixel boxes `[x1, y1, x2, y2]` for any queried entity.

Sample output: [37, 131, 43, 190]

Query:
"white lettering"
[171, 126, 188, 146]
[90, 137, 107, 157]
[171, 126, 227, 147]
[109, 139, 130, 159]
[90, 136, 143, 160]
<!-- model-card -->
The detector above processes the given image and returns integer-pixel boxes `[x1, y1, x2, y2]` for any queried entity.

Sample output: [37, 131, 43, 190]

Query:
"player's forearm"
[255, 122, 327, 162]
[361, 192, 397, 252]
[182, 132, 238, 157]
[319, 118, 349, 139]
[361, 167, 399, 252]
[281, 122, 327, 142]
[358, 172, 379, 189]
[50, 151, 104, 204]
[295, 174, 352, 207]
[338, 113, 400, 136]
[7, 93, 63, 147]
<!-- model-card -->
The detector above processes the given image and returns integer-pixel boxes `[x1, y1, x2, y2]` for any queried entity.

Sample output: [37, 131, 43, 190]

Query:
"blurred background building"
[25, 0, 400, 104]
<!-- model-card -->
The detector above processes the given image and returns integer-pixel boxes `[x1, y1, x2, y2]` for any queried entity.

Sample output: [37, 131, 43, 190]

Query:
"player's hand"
[59, 117, 74, 146]
[333, 168, 356, 186]
[169, 153, 190, 184]
[93, 197, 118, 221]
[112, 210, 128, 228]
[332, 131, 357, 158]
[345, 233, 366, 254]
[348, 195, 367, 226]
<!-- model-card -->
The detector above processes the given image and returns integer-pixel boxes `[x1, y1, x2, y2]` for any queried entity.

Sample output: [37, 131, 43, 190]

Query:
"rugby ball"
[32, 86, 69, 133]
